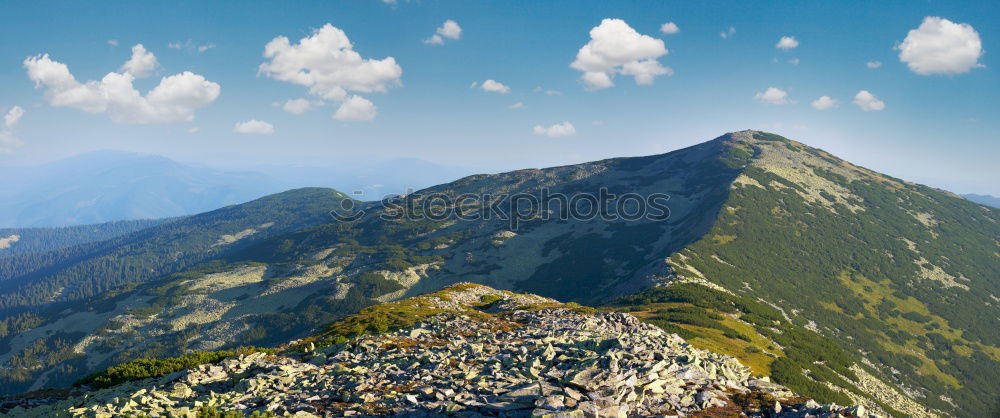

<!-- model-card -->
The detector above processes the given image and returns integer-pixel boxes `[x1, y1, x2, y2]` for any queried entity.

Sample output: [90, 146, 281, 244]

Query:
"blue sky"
[1, 0, 997, 194]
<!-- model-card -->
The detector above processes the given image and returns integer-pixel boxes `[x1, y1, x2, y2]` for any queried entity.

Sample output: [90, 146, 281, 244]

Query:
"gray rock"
[15, 297, 866, 418]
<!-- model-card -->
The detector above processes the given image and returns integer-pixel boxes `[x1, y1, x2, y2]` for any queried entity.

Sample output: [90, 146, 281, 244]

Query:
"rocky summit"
[6, 284, 873, 417]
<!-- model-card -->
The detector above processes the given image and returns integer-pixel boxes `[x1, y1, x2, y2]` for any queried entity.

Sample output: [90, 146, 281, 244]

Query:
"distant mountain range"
[963, 193, 1000, 208]
[0, 131, 996, 416]
[0, 151, 473, 228]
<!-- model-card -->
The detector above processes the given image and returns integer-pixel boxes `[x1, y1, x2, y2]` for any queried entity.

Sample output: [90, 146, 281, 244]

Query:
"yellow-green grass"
[712, 234, 737, 245]
[838, 271, 968, 388]
[609, 303, 780, 376]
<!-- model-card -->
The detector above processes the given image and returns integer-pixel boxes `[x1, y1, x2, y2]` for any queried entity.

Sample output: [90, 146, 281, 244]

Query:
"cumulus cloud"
[425, 20, 462, 45]
[533, 121, 576, 138]
[754, 87, 789, 105]
[776, 36, 799, 50]
[24, 48, 220, 124]
[811, 96, 838, 110]
[477, 79, 510, 94]
[866, 61, 882, 69]
[334, 96, 376, 121]
[120, 44, 158, 78]
[508, 102, 524, 109]
[234, 119, 275, 135]
[898, 17, 983, 75]
[660, 22, 679, 34]
[1, 106, 25, 153]
[571, 19, 671, 90]
[280, 98, 316, 114]
[720, 26, 736, 39]
[259, 23, 401, 121]
[853, 90, 885, 111]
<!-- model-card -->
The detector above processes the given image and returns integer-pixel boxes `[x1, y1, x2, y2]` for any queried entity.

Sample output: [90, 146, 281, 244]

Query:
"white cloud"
[776, 36, 799, 50]
[533, 121, 576, 138]
[437, 20, 462, 40]
[334, 96, 376, 121]
[281, 98, 316, 114]
[788, 58, 800, 65]
[168, 39, 215, 53]
[187, 127, 200, 134]
[424, 35, 444, 45]
[754, 87, 789, 105]
[107, 39, 119, 47]
[1, 106, 25, 153]
[660, 22, 679, 34]
[811, 96, 838, 110]
[4, 106, 24, 129]
[720, 26, 736, 39]
[24, 49, 220, 124]
[234, 119, 275, 135]
[479, 79, 510, 94]
[120, 44, 158, 78]
[508, 102, 524, 109]
[260, 24, 401, 121]
[898, 17, 983, 75]
[853, 90, 885, 111]
[571, 19, 671, 90]
[866, 61, 882, 69]
[425, 20, 462, 45]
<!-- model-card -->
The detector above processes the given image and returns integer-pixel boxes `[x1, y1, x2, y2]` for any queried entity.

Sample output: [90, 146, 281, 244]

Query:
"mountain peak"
[1, 132, 996, 416]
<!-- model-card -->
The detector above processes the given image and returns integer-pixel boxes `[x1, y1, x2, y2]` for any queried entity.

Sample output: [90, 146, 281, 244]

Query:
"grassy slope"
[673, 132, 1000, 416]
[66, 284, 578, 390]
[0, 188, 351, 395]
[4, 131, 997, 416]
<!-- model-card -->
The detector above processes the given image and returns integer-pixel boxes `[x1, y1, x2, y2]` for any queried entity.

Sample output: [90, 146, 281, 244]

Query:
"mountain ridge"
[0, 131, 996, 416]
[6, 284, 880, 417]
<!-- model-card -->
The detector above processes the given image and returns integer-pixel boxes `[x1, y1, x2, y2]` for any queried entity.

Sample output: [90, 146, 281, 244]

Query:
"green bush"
[76, 347, 273, 388]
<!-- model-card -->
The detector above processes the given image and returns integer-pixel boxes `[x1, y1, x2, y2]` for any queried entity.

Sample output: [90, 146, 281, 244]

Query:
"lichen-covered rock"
[6, 286, 876, 417]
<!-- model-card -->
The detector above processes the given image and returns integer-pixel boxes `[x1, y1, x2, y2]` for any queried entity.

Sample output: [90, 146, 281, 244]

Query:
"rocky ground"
[3, 285, 876, 417]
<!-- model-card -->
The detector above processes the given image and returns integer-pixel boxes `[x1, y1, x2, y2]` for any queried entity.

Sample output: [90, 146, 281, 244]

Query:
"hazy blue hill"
[0, 187, 349, 311]
[963, 193, 1000, 208]
[0, 152, 475, 228]
[251, 156, 476, 202]
[0, 151, 288, 228]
